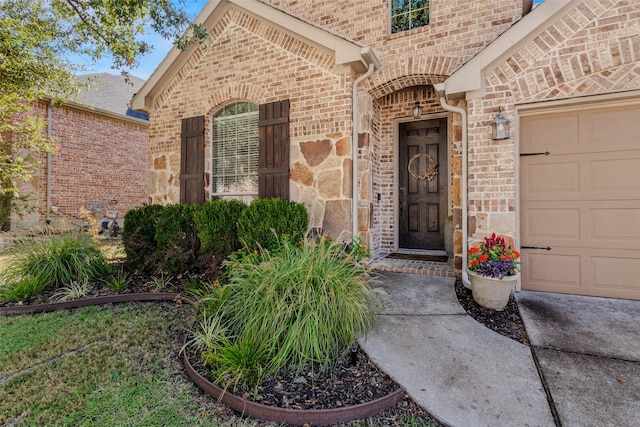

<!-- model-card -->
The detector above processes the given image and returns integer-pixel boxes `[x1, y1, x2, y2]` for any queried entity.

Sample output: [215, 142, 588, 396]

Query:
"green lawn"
[0, 238, 433, 427]
[0, 302, 262, 427]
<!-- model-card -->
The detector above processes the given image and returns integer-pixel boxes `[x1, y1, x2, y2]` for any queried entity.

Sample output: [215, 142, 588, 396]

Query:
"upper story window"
[211, 102, 259, 200]
[390, 0, 430, 33]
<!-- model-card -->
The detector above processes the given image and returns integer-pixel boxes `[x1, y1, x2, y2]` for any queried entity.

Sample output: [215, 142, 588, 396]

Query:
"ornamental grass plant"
[468, 233, 520, 279]
[190, 236, 381, 391]
[0, 233, 112, 302]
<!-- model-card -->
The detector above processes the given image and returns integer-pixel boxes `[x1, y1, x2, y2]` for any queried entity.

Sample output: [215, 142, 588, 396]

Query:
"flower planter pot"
[467, 270, 518, 311]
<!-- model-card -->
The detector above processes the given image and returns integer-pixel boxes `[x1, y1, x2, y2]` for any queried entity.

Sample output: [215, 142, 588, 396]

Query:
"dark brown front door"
[399, 118, 447, 250]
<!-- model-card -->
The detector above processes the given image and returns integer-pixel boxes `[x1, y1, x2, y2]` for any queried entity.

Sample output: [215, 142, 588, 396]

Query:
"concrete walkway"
[360, 272, 640, 427]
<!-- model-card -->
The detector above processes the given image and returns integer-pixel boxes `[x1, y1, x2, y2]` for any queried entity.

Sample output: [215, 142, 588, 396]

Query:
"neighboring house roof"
[442, 0, 576, 97]
[131, 0, 380, 113]
[75, 73, 149, 120]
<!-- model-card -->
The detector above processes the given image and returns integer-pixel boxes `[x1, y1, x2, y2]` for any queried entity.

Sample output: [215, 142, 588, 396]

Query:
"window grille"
[390, 0, 429, 33]
[211, 102, 259, 200]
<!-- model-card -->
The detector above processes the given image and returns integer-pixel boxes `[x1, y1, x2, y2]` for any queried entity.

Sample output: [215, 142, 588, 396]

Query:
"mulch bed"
[454, 279, 530, 346]
[185, 346, 400, 410]
[1, 268, 530, 426]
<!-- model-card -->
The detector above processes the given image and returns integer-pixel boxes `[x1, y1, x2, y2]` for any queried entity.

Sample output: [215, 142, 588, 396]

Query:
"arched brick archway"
[362, 55, 457, 99]
[363, 72, 462, 264]
[365, 74, 447, 100]
[204, 83, 266, 116]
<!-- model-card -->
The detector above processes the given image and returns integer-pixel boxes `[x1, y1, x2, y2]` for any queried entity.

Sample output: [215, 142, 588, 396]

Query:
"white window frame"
[210, 102, 259, 201]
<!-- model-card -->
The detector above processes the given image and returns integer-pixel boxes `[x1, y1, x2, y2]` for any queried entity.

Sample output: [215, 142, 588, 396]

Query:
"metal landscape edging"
[183, 349, 406, 426]
[0, 292, 181, 316]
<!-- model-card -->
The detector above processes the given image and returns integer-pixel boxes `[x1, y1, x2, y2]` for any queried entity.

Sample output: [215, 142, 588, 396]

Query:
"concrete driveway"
[516, 291, 640, 427]
[361, 272, 640, 426]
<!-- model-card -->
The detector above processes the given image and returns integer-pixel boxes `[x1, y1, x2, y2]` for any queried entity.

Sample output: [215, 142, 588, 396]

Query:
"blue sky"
[77, 0, 546, 80]
[73, 0, 209, 79]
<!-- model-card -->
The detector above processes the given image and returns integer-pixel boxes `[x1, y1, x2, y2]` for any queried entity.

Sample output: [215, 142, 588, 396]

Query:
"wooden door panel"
[399, 118, 447, 250]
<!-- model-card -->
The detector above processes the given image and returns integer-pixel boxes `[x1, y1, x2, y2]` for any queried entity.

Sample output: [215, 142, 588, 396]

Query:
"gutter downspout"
[46, 100, 53, 225]
[352, 63, 375, 238]
[433, 83, 471, 288]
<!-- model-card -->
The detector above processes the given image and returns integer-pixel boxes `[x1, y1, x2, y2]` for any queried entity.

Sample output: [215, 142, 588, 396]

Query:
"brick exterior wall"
[146, 0, 638, 268]
[466, 0, 640, 251]
[147, 0, 523, 259]
[11, 101, 148, 231]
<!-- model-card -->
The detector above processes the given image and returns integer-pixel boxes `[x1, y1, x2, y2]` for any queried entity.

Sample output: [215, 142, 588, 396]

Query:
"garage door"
[520, 102, 640, 300]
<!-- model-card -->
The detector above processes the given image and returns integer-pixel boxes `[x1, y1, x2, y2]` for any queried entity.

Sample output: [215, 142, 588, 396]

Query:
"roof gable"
[442, 0, 578, 98]
[131, 0, 379, 113]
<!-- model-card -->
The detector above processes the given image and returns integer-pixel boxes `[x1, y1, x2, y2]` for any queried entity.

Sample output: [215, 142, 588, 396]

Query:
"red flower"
[512, 250, 520, 259]
[469, 247, 480, 254]
[470, 259, 479, 266]
[479, 254, 489, 262]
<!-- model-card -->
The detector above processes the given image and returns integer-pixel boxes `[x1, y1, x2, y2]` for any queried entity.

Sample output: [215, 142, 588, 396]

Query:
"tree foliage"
[0, 0, 207, 217]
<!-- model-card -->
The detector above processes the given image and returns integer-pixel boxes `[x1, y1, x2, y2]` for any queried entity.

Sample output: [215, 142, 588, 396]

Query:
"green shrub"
[192, 199, 246, 258]
[0, 193, 11, 231]
[237, 198, 308, 251]
[154, 203, 199, 276]
[122, 204, 164, 273]
[0, 233, 111, 301]
[154, 204, 193, 250]
[211, 236, 380, 377]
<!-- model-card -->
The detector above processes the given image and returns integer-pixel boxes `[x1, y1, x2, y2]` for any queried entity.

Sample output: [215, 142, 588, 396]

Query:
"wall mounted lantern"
[412, 87, 423, 119]
[491, 106, 510, 140]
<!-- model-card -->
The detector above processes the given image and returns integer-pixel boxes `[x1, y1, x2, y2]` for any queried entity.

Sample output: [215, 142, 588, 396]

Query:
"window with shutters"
[210, 102, 259, 201]
[390, 0, 429, 33]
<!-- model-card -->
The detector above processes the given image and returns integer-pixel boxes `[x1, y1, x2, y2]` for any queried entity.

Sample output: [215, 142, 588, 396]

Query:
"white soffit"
[443, 0, 580, 98]
[131, 0, 379, 113]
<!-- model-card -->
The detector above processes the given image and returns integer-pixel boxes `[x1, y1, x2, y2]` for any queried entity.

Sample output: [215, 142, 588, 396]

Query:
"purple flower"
[476, 258, 517, 279]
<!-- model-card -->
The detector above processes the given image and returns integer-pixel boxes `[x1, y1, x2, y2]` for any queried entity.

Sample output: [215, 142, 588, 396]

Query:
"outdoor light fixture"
[412, 87, 423, 119]
[491, 106, 510, 140]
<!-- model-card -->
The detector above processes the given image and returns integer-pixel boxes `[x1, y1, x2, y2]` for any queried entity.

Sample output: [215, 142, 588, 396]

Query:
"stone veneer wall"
[148, 7, 356, 239]
[465, 0, 640, 249]
[148, 0, 526, 255]
[10, 101, 148, 231]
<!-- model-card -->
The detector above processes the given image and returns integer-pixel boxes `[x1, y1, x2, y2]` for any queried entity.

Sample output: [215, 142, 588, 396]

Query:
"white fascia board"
[443, 0, 580, 98]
